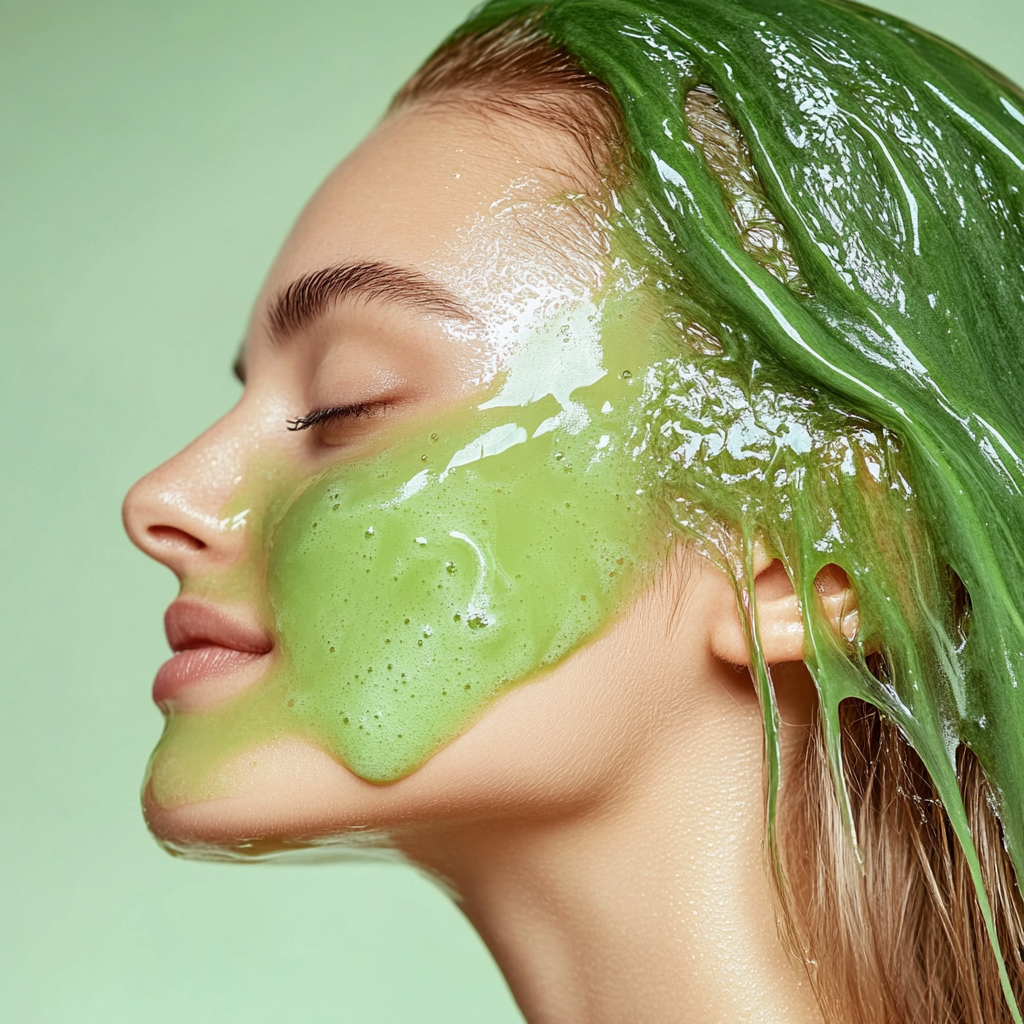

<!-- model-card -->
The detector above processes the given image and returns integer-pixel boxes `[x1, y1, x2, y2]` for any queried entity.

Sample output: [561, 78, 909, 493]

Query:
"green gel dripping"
[453, 0, 1024, 1014]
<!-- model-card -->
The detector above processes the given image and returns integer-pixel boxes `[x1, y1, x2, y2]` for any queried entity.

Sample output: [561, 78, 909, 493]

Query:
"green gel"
[149, 286, 672, 798]
[270, 334, 660, 781]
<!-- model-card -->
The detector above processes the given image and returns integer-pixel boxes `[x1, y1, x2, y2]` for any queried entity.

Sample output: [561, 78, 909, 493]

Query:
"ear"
[708, 550, 858, 668]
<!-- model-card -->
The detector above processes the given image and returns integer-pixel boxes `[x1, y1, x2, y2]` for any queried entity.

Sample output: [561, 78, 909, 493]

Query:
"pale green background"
[1, 1, 1021, 1021]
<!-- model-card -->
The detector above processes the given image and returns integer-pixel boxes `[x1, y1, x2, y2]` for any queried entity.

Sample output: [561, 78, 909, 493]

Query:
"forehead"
[259, 105, 598, 308]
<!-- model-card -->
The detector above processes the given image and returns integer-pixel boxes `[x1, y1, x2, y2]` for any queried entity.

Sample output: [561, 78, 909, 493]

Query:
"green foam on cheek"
[271, 399, 652, 782]
[147, 292, 669, 802]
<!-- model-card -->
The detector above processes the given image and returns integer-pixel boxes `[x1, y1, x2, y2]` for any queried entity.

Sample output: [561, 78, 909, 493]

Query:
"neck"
[405, 665, 824, 1024]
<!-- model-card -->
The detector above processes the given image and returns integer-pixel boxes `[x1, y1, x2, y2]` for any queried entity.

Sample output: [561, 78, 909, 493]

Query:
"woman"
[123, 1, 1024, 1020]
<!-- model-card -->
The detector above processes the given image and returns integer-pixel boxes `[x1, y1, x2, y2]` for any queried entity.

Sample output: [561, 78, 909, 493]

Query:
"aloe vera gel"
[150, 279, 674, 799]
[445, 0, 1024, 1012]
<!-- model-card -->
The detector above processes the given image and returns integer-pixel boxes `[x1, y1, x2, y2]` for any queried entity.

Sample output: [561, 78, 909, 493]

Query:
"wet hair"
[396, 3, 1024, 1021]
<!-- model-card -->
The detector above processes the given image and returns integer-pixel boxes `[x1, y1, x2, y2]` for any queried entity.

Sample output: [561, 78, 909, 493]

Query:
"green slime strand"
[456, 0, 1024, 1015]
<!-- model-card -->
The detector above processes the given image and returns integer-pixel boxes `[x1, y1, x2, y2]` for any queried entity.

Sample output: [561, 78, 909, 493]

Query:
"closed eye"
[286, 400, 389, 432]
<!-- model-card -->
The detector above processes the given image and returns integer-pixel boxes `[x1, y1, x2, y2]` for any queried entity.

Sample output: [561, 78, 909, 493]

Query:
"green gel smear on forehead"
[148, 285, 671, 800]
[451, 0, 1024, 1014]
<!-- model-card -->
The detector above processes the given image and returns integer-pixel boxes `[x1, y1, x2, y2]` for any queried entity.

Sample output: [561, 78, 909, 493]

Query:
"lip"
[153, 601, 274, 710]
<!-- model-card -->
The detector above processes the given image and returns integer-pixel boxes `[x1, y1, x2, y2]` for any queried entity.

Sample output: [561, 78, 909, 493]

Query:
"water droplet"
[621, 369, 632, 379]
[430, 433, 439, 442]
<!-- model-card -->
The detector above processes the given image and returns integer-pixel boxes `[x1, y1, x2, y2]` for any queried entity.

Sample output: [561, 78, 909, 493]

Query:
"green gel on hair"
[449, 0, 1024, 1013]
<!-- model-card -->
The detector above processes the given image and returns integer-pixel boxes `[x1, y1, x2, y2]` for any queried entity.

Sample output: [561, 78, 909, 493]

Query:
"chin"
[141, 736, 402, 861]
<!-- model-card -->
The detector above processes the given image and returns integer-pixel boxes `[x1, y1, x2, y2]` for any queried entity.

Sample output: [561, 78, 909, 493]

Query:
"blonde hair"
[786, 701, 1024, 1022]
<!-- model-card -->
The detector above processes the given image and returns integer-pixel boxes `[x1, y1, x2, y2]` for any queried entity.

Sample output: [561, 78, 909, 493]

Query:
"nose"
[123, 414, 250, 582]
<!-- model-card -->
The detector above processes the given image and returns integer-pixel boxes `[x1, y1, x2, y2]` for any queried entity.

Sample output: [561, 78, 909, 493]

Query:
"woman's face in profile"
[124, 101, 732, 854]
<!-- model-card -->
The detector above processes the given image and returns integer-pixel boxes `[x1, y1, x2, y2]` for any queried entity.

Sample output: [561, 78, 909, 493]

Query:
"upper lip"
[164, 600, 273, 655]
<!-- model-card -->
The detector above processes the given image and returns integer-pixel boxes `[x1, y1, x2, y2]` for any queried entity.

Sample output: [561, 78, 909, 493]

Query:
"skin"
[123, 103, 833, 1023]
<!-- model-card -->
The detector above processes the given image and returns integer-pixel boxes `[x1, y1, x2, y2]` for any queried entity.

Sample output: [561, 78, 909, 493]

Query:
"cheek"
[268, 405, 661, 783]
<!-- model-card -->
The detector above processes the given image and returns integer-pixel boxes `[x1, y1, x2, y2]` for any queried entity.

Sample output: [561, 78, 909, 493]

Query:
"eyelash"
[286, 400, 389, 432]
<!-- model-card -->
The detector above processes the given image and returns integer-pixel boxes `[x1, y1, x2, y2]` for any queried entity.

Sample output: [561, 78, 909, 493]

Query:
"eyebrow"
[266, 260, 475, 343]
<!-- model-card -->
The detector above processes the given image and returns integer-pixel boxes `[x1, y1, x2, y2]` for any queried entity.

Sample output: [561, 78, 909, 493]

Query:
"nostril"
[147, 525, 206, 552]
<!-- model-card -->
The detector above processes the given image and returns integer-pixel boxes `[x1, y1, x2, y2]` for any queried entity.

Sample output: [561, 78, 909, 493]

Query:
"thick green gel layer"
[271, 354, 659, 781]
[449, 0, 1024, 1012]
[150, 288, 671, 798]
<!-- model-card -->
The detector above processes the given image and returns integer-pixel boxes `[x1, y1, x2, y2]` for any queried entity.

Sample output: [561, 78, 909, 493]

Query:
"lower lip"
[153, 647, 269, 706]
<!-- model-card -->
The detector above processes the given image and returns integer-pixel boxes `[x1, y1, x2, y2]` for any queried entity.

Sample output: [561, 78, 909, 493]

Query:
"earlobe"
[748, 559, 807, 664]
